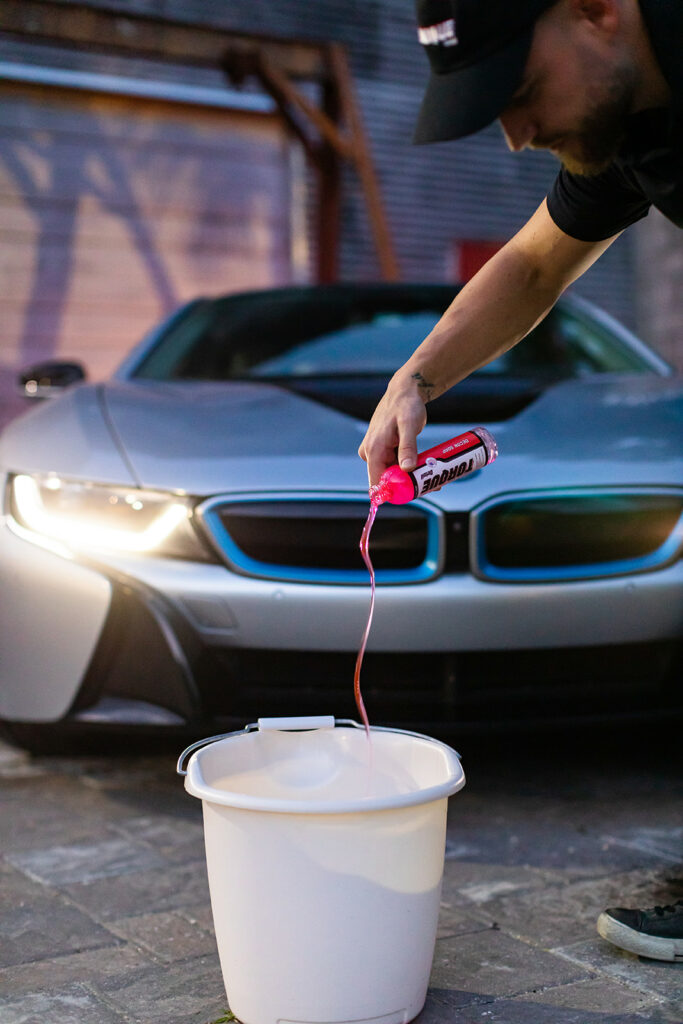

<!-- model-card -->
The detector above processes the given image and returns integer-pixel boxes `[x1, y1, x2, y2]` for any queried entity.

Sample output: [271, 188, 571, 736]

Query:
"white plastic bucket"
[178, 716, 465, 1024]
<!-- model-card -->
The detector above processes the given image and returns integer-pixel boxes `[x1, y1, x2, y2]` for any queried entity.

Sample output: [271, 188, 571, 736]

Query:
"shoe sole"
[597, 912, 683, 962]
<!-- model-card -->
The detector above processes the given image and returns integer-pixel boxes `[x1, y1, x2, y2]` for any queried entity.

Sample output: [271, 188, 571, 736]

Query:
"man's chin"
[557, 151, 614, 176]
[551, 135, 623, 177]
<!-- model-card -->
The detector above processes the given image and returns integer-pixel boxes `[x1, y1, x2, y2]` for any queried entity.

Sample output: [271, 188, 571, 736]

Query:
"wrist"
[392, 364, 437, 405]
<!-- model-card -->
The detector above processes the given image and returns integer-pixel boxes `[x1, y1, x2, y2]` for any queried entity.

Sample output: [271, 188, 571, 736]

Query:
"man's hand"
[358, 375, 428, 487]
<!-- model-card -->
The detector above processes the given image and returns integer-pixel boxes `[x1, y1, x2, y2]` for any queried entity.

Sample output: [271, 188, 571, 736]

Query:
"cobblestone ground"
[0, 729, 681, 1024]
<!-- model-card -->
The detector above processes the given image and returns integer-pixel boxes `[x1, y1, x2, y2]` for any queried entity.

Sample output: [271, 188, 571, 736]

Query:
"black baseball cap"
[414, 0, 557, 144]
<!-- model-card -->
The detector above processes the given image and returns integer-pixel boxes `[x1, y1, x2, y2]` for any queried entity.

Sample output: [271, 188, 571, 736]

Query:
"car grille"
[472, 489, 683, 582]
[199, 489, 683, 586]
[199, 496, 448, 584]
[196, 640, 682, 734]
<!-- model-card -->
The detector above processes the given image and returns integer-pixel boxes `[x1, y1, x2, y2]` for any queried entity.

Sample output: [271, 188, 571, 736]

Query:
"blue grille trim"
[471, 487, 683, 584]
[197, 492, 443, 585]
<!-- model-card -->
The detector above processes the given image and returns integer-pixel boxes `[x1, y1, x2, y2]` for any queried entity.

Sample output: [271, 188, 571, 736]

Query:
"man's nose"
[499, 109, 537, 152]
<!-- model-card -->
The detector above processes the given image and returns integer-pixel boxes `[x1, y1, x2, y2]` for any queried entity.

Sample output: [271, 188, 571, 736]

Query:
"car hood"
[2, 375, 682, 504]
[104, 375, 683, 500]
[102, 380, 372, 494]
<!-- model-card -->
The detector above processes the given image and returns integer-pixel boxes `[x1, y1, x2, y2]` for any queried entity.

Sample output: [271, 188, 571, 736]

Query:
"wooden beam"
[248, 53, 354, 160]
[329, 44, 399, 281]
[0, 0, 328, 78]
[315, 75, 343, 283]
[228, 44, 399, 282]
[1, 0, 400, 282]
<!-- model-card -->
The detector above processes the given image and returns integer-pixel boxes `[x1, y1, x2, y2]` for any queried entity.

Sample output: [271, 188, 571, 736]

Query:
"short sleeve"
[547, 164, 651, 242]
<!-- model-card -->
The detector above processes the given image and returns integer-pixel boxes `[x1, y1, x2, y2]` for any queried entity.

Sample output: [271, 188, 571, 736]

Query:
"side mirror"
[19, 361, 87, 398]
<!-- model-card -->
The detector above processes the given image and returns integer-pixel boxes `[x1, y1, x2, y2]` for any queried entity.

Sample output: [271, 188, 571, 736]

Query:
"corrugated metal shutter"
[0, 79, 292, 425]
[160, 0, 638, 328]
[0, 0, 642, 407]
[342, 80, 638, 329]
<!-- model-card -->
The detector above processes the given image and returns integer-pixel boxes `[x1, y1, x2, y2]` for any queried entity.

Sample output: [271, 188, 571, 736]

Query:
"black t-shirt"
[546, 0, 683, 241]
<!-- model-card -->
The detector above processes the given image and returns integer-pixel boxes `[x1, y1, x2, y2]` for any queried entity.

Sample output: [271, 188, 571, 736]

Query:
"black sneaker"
[597, 899, 683, 961]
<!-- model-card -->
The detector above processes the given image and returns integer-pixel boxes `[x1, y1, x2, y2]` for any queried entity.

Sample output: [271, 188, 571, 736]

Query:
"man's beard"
[538, 66, 636, 176]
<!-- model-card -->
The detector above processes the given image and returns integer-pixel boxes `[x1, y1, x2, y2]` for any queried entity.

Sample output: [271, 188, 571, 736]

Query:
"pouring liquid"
[353, 429, 498, 738]
[353, 498, 379, 737]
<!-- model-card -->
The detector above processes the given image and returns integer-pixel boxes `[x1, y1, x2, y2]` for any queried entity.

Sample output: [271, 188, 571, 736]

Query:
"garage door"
[0, 81, 295, 426]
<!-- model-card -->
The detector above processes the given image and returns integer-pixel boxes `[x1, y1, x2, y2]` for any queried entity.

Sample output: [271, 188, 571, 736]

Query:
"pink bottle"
[371, 427, 498, 505]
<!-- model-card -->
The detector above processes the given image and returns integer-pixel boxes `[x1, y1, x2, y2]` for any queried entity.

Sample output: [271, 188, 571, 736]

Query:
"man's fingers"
[397, 438, 418, 471]
[358, 387, 427, 487]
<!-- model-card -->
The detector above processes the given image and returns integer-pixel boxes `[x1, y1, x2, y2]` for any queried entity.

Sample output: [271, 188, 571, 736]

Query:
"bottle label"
[409, 434, 487, 498]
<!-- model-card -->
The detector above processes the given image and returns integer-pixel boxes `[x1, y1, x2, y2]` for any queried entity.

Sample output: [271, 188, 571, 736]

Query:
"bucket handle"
[176, 716, 340, 776]
[176, 724, 257, 776]
[176, 718, 459, 776]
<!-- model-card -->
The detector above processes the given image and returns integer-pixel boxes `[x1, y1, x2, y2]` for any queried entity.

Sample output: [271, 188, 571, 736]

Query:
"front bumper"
[2, 517, 682, 729]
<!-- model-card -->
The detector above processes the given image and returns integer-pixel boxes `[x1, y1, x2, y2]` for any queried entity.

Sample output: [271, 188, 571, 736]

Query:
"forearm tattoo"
[411, 371, 435, 403]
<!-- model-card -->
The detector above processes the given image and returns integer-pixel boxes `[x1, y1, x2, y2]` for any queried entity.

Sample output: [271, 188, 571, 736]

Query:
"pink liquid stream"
[353, 486, 387, 737]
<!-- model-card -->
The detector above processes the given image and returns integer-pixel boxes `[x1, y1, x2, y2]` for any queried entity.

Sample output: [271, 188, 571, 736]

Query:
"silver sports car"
[1, 284, 682, 752]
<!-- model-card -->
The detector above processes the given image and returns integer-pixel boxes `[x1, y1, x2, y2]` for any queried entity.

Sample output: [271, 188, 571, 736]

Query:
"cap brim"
[413, 28, 534, 144]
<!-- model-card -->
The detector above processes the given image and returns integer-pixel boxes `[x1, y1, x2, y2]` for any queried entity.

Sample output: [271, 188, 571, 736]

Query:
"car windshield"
[131, 286, 656, 384]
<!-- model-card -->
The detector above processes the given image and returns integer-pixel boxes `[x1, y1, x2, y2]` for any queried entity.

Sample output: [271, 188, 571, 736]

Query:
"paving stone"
[445, 807, 673, 874]
[28, 755, 197, 821]
[0, 982, 126, 1023]
[175, 901, 216, 936]
[0, 779, 113, 853]
[446, 750, 683, 880]
[599, 826, 683, 865]
[109, 813, 206, 864]
[418, 990, 675, 1023]
[0, 816, 114, 858]
[0, 861, 46, 910]
[0, 743, 46, 780]
[0, 891, 121, 969]
[418, 987, 487, 1018]
[443, 859, 566, 905]
[107, 909, 217, 962]
[1, 736, 680, 1024]
[62, 859, 211, 921]
[177, 1016, 231, 1024]
[0, 772, 195, 854]
[645, 1003, 683, 1023]
[6, 836, 167, 886]
[91, 956, 225, 1024]
[435, 905, 492, 942]
[518, 977, 672, 1015]
[429, 926, 586, 998]
[78, 763, 198, 816]
[161, 1013, 231, 1024]
[70, 759, 177, 791]
[0, 942, 153, 998]
[556, 936, 683, 1003]
[467, 868, 663, 949]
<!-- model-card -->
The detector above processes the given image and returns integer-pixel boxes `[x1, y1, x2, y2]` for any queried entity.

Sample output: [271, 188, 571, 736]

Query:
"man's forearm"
[396, 243, 560, 402]
[359, 201, 617, 484]
[395, 201, 616, 403]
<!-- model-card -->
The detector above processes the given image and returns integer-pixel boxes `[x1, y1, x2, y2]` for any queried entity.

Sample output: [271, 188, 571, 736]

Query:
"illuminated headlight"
[7, 474, 213, 559]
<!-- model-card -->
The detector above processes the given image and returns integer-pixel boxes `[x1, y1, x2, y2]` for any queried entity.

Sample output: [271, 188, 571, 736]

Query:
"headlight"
[7, 474, 214, 560]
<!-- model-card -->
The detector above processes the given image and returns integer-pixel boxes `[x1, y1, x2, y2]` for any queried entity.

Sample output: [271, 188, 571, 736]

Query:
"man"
[358, 0, 682, 962]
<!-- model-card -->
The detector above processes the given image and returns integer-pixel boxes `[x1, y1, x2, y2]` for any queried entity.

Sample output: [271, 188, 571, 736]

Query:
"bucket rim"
[181, 722, 465, 814]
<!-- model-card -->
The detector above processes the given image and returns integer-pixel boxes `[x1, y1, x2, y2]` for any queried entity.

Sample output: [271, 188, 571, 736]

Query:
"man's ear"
[569, 0, 620, 37]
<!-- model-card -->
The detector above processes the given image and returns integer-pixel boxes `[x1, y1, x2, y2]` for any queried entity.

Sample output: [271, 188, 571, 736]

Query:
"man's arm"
[358, 199, 619, 485]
